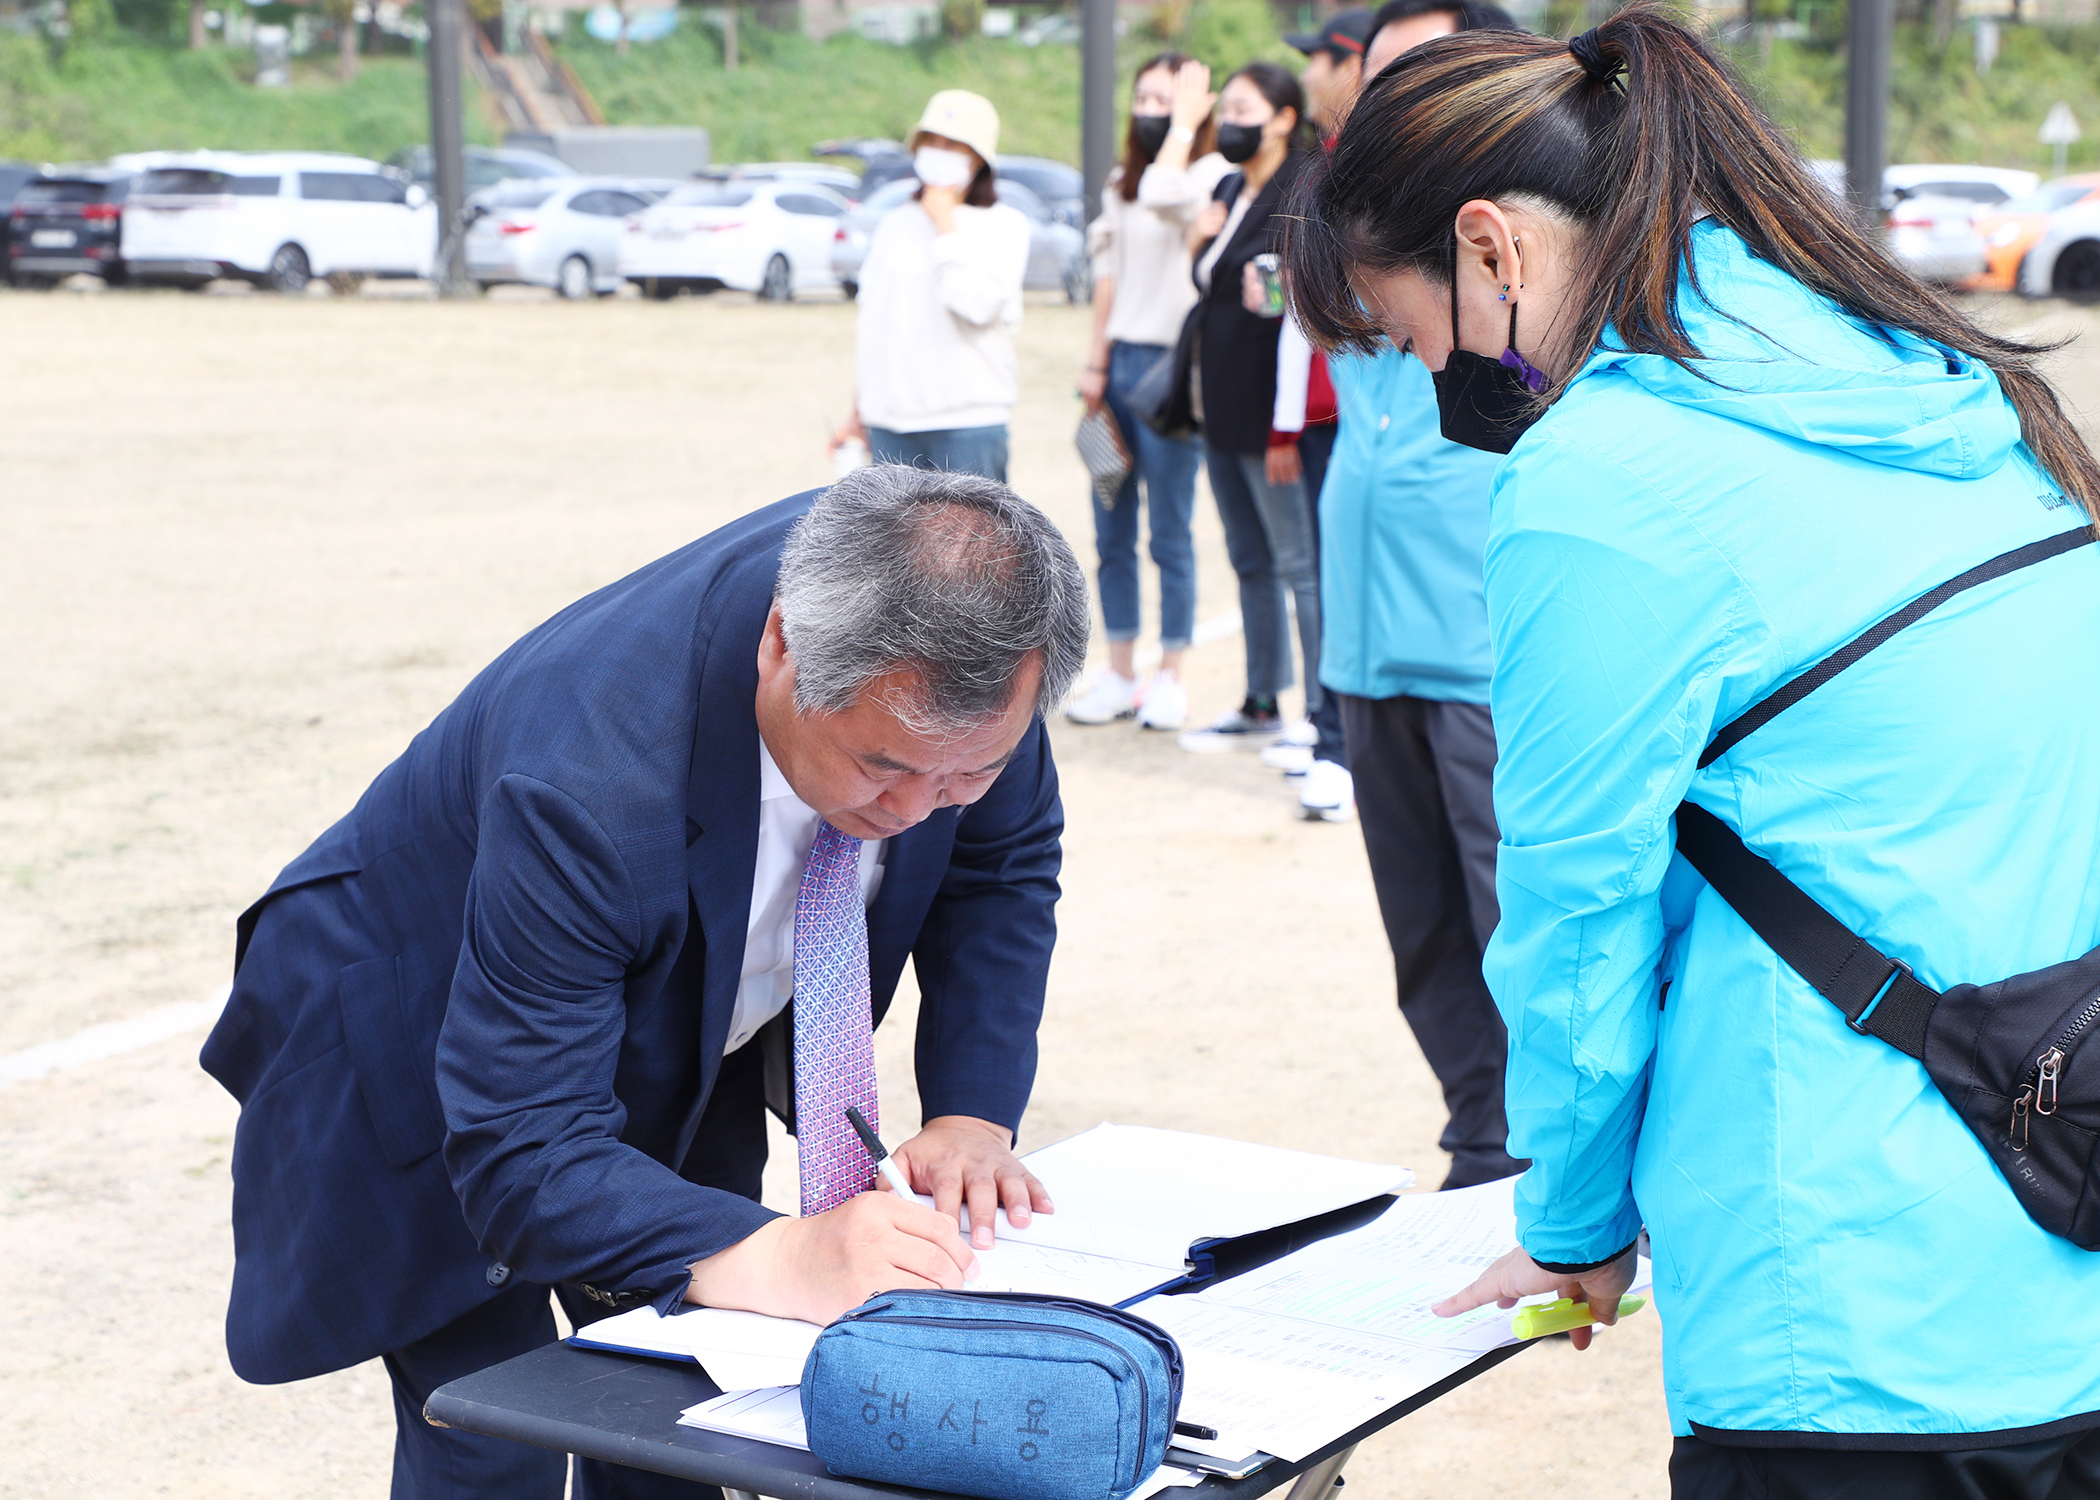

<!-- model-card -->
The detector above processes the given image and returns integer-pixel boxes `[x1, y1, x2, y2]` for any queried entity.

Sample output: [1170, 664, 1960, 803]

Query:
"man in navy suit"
[201, 467, 1092, 1500]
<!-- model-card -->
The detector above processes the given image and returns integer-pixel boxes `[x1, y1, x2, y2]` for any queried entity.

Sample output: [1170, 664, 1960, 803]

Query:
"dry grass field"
[3, 278, 2093, 1500]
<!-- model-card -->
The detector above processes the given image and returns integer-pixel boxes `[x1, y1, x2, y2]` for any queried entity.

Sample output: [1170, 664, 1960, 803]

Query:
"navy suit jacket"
[200, 494, 1062, 1385]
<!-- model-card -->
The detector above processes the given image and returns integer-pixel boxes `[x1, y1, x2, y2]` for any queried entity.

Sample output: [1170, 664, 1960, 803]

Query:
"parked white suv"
[123, 151, 435, 292]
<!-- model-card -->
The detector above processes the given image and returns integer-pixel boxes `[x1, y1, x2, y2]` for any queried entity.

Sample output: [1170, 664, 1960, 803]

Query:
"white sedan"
[464, 178, 671, 299]
[620, 178, 850, 301]
[2018, 199, 2100, 300]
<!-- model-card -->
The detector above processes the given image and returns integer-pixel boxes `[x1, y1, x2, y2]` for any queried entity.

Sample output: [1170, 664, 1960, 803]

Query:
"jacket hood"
[1569, 221, 2023, 481]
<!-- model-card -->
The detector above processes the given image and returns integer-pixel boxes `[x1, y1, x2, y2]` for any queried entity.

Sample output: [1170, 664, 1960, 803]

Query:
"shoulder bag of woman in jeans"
[1065, 53, 1230, 732]
[1289, 9, 2100, 1494]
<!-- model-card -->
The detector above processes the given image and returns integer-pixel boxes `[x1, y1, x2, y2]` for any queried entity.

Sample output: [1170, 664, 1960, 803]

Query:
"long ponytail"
[1284, 3, 2100, 527]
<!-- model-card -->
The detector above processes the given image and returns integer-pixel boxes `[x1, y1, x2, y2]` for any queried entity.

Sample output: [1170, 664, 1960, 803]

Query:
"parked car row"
[2, 147, 1093, 304]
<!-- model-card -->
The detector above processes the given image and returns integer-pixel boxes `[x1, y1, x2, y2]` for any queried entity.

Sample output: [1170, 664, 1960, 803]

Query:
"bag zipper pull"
[2011, 1086, 2033, 1151]
[2036, 1047, 2064, 1116]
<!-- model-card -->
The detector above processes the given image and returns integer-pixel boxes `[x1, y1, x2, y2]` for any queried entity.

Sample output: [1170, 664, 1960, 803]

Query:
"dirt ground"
[3, 279, 2095, 1500]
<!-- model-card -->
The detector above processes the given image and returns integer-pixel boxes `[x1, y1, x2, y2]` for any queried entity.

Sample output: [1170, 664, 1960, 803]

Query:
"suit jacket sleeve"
[437, 772, 780, 1301]
[910, 715, 1062, 1135]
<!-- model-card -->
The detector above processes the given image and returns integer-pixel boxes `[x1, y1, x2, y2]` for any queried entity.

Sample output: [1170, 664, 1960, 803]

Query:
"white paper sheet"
[1128, 1181, 1657, 1463]
[573, 1305, 822, 1390]
[924, 1123, 1413, 1269]
[679, 1385, 810, 1447]
[1137, 1295, 1477, 1463]
[965, 1239, 1175, 1305]
[1123, 1181, 1524, 1461]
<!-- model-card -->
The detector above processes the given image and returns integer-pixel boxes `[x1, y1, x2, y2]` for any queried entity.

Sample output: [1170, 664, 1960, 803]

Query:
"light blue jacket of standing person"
[1318, 350, 1505, 704]
[1483, 221, 2100, 1443]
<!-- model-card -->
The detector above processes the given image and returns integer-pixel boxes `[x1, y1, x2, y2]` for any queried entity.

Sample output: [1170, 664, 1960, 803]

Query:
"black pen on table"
[844, 1105, 917, 1199]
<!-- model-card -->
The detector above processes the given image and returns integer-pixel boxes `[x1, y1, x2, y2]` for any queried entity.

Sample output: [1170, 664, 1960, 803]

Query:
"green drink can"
[1252, 252, 1286, 318]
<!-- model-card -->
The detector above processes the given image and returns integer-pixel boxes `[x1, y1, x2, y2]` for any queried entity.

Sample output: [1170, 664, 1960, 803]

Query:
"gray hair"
[775, 464, 1090, 734]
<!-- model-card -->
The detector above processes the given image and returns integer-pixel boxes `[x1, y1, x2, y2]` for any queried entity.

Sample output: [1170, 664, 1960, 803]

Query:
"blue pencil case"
[800, 1289, 1185, 1500]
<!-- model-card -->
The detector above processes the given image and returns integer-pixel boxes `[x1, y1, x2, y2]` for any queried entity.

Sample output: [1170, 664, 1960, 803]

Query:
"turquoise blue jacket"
[1485, 222, 2100, 1441]
[1319, 350, 1504, 704]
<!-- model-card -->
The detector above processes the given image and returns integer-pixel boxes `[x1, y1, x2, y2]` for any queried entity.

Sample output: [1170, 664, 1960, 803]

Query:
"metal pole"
[1281, 1444, 1357, 1500]
[1081, 0, 1116, 223]
[1843, 0, 1891, 229]
[427, 0, 474, 297]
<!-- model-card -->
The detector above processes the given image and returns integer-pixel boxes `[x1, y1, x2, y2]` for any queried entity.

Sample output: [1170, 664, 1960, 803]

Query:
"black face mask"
[1429, 256, 1548, 455]
[1215, 121, 1265, 164]
[1132, 114, 1172, 157]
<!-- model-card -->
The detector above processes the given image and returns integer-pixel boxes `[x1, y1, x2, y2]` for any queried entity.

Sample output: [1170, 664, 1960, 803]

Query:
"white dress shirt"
[725, 740, 887, 1055]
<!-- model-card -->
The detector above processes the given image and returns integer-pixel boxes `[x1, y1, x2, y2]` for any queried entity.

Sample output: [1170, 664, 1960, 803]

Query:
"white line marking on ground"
[0, 615, 1257, 1093]
[0, 992, 228, 1090]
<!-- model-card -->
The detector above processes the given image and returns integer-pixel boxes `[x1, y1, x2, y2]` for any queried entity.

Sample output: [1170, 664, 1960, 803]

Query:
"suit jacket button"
[486, 1262, 511, 1287]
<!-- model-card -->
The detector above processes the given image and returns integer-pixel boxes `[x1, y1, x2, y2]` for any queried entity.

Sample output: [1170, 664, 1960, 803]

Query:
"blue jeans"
[867, 423, 1008, 483]
[1205, 440, 1323, 711]
[1093, 341, 1200, 648]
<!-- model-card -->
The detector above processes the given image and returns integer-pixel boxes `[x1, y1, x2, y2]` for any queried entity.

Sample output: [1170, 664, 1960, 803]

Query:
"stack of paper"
[927, 1123, 1415, 1270]
[572, 1123, 1413, 1388]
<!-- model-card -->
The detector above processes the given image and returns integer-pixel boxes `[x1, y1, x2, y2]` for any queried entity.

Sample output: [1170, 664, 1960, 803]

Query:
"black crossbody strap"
[1678, 525, 2095, 1058]
[1698, 528, 2095, 769]
[1674, 804, 1939, 1058]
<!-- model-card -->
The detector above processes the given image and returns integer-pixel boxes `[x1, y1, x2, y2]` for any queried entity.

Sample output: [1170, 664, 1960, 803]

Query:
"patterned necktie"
[794, 819, 880, 1217]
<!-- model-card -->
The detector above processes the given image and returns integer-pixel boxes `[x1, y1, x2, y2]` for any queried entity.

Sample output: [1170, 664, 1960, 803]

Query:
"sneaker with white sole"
[1260, 742, 1315, 775]
[1299, 758, 1355, 821]
[1065, 670, 1138, 725]
[1137, 671, 1188, 730]
[1177, 699, 1285, 753]
[1278, 718, 1320, 748]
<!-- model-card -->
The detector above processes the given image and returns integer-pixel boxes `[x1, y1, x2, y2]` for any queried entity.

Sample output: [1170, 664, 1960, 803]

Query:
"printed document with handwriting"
[1137, 1179, 1651, 1464]
[571, 1123, 1411, 1387]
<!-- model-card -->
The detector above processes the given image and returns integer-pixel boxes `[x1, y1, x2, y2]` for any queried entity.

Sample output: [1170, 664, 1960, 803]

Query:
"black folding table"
[425, 1338, 1531, 1500]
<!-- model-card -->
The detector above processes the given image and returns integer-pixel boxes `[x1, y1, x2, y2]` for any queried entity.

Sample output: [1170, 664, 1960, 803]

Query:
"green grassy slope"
[1740, 24, 2100, 176]
[4, 12, 2099, 178]
[0, 34, 493, 164]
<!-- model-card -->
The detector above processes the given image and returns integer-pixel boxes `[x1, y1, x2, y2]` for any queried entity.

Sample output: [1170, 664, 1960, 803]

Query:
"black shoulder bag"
[1674, 526, 2100, 1249]
[1129, 173, 1243, 442]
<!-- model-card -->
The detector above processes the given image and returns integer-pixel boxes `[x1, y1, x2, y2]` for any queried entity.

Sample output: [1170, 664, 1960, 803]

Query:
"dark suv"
[0, 161, 42, 281]
[8, 170, 131, 287]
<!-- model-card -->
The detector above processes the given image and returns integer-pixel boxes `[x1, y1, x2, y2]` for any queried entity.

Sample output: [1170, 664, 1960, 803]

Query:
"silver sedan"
[832, 175, 1088, 303]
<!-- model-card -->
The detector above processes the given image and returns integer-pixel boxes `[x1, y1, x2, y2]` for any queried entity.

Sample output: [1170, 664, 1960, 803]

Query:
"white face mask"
[913, 145, 977, 190]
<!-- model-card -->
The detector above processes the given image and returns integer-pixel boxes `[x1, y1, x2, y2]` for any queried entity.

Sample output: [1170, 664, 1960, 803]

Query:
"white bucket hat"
[911, 89, 1000, 166]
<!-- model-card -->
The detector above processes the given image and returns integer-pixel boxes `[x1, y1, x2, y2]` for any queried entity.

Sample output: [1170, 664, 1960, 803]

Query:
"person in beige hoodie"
[833, 89, 1031, 484]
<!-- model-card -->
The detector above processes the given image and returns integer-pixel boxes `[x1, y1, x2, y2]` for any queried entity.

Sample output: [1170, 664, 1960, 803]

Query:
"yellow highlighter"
[1511, 1294, 1647, 1340]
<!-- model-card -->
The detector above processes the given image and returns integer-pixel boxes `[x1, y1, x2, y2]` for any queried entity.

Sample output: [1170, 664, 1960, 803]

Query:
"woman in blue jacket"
[1288, 7, 2100, 1495]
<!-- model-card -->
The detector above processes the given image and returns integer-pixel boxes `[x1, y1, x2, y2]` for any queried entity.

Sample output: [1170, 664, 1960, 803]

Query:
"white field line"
[0, 616, 1256, 1092]
[0, 992, 229, 1091]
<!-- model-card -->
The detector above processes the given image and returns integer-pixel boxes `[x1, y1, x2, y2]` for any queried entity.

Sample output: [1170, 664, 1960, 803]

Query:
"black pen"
[1173, 1421, 1219, 1441]
[845, 1105, 916, 1198]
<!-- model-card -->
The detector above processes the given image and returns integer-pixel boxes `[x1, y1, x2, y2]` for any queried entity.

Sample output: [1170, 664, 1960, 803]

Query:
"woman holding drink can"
[1176, 62, 1329, 753]
[1066, 54, 1227, 732]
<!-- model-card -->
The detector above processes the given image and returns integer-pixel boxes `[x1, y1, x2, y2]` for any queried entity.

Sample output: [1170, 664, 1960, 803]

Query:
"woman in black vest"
[1180, 62, 1324, 748]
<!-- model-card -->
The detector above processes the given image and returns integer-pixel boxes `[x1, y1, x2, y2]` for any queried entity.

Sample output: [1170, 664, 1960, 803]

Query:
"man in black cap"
[1284, 8, 1371, 138]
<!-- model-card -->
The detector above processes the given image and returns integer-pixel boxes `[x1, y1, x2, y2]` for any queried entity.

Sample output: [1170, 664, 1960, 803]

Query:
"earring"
[1498, 284, 1509, 301]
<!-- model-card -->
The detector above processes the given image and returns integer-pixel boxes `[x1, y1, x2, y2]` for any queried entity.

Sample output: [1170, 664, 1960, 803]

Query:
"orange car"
[1964, 173, 2100, 290]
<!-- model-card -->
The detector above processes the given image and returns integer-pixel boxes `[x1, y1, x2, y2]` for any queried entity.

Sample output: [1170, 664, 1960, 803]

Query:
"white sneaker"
[1065, 670, 1138, 725]
[1137, 671, 1188, 730]
[1260, 742, 1315, 775]
[1279, 718, 1320, 748]
[1299, 759, 1355, 822]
